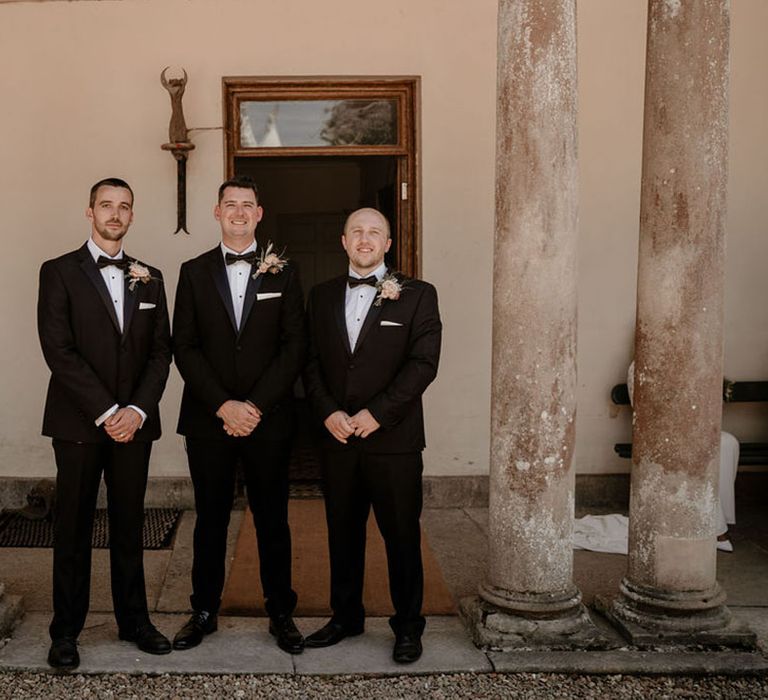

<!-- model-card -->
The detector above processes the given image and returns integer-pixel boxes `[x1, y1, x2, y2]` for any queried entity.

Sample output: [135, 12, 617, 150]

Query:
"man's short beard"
[96, 222, 128, 241]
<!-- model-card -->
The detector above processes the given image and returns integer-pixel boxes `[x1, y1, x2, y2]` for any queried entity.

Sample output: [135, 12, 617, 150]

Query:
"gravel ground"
[0, 672, 767, 700]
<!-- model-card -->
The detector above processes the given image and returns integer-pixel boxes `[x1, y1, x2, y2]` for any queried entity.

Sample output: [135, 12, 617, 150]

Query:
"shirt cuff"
[127, 405, 147, 428]
[95, 404, 118, 427]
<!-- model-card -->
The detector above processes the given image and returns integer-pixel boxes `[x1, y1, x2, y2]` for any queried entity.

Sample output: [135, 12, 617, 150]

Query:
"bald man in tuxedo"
[304, 208, 442, 663]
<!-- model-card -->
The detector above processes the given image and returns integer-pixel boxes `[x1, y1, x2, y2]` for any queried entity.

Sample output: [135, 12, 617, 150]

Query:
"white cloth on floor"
[573, 514, 629, 554]
[573, 514, 733, 552]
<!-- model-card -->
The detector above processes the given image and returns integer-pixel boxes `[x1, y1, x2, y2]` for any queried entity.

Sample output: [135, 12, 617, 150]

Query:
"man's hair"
[89, 178, 134, 208]
[218, 176, 259, 203]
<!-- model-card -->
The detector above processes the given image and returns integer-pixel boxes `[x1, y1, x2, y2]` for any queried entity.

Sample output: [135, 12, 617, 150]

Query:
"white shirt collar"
[348, 262, 386, 282]
[221, 240, 257, 258]
[87, 237, 124, 263]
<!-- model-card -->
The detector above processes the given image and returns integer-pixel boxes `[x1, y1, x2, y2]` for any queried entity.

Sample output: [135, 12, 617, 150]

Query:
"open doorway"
[223, 77, 419, 493]
[235, 155, 399, 294]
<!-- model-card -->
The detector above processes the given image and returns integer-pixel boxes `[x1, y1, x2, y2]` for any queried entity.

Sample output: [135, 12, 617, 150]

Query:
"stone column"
[463, 0, 602, 649]
[602, 0, 751, 646]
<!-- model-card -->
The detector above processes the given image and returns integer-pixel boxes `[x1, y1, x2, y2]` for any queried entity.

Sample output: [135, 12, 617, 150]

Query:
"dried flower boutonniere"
[252, 241, 288, 279]
[126, 261, 153, 291]
[374, 272, 404, 307]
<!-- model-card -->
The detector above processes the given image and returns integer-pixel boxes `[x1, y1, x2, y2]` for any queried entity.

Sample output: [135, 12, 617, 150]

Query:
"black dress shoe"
[269, 614, 304, 654]
[393, 633, 422, 663]
[173, 610, 218, 650]
[304, 620, 364, 648]
[48, 637, 79, 669]
[119, 622, 172, 655]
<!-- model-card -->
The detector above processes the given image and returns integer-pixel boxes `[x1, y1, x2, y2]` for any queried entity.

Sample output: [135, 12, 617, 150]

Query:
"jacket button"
[236, 345, 242, 351]
[348, 363, 355, 369]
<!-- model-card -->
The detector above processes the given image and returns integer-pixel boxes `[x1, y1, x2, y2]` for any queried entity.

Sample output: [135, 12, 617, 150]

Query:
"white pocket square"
[257, 292, 282, 301]
[139, 302, 156, 310]
[380, 320, 403, 327]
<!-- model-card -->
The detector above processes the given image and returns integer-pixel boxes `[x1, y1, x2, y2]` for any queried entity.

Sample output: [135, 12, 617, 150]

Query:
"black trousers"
[321, 446, 425, 636]
[185, 436, 297, 619]
[49, 439, 151, 641]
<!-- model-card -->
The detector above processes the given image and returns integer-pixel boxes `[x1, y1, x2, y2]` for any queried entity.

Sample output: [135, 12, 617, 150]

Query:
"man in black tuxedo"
[172, 176, 306, 654]
[303, 208, 442, 663]
[37, 178, 172, 669]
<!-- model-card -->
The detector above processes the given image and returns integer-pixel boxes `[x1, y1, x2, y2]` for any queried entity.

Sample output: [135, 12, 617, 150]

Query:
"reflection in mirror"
[240, 99, 398, 148]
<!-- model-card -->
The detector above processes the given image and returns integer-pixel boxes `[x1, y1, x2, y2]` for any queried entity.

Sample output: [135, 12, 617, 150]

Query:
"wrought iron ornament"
[160, 67, 195, 234]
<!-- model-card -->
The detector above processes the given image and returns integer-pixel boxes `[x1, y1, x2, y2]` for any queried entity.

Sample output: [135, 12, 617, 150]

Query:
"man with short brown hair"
[38, 177, 172, 668]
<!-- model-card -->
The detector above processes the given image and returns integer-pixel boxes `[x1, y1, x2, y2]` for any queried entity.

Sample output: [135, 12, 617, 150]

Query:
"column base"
[0, 583, 24, 638]
[596, 578, 756, 649]
[461, 595, 611, 651]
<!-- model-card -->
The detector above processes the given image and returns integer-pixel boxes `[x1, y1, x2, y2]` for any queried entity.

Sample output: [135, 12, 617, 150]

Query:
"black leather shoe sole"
[269, 624, 305, 655]
[48, 639, 79, 669]
[172, 621, 218, 650]
[304, 623, 364, 648]
[393, 636, 422, 663]
[118, 629, 172, 655]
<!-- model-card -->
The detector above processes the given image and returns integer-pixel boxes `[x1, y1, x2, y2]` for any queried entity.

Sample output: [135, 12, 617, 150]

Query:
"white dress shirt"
[345, 262, 386, 352]
[221, 240, 257, 330]
[86, 237, 147, 428]
[88, 237, 124, 331]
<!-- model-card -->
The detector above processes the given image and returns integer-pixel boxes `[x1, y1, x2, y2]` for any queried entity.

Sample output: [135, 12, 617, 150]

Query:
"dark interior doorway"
[235, 155, 399, 293]
[234, 155, 398, 491]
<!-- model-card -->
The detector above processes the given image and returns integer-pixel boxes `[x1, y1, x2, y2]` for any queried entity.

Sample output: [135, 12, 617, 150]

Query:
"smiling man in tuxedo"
[37, 177, 172, 669]
[303, 208, 442, 663]
[172, 176, 306, 654]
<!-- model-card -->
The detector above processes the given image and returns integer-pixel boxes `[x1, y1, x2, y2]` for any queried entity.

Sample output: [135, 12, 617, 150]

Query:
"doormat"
[220, 499, 457, 617]
[288, 481, 323, 499]
[0, 508, 181, 549]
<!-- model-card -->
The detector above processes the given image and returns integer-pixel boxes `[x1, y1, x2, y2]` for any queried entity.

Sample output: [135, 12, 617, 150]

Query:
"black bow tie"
[225, 251, 259, 265]
[96, 256, 129, 270]
[347, 275, 378, 288]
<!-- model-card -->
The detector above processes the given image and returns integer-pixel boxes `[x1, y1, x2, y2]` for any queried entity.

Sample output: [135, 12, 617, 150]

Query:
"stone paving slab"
[293, 616, 492, 676]
[0, 612, 294, 675]
[0, 548, 171, 613]
[3, 611, 768, 678]
[0, 614, 489, 677]
[488, 649, 768, 675]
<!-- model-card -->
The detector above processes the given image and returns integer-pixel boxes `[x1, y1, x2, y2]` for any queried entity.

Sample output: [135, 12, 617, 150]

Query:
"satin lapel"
[333, 277, 352, 357]
[353, 295, 384, 355]
[238, 268, 264, 337]
[209, 251, 238, 333]
[121, 256, 138, 342]
[78, 247, 121, 335]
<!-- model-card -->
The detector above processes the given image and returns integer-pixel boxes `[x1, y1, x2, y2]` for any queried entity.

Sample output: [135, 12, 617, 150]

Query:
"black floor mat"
[0, 508, 181, 549]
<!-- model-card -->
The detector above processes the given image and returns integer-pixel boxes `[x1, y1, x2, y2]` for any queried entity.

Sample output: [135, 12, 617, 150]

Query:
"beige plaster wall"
[0, 0, 765, 480]
[0, 0, 496, 478]
[576, 0, 768, 474]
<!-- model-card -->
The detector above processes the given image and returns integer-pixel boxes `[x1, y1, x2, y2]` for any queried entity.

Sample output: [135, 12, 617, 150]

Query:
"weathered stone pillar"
[601, 0, 752, 647]
[462, 0, 602, 649]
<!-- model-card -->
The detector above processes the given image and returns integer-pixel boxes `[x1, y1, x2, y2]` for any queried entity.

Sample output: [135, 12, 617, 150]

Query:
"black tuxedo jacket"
[37, 244, 171, 443]
[304, 273, 442, 453]
[173, 245, 306, 440]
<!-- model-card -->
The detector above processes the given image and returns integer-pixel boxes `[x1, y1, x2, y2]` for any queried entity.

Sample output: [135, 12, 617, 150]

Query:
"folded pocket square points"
[380, 320, 403, 326]
[139, 302, 156, 310]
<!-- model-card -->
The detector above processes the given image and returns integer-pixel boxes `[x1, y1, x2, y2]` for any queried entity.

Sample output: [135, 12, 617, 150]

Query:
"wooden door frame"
[222, 76, 420, 277]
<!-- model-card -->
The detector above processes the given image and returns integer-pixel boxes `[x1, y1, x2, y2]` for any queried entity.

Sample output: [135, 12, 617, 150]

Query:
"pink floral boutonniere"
[126, 261, 153, 291]
[374, 272, 404, 307]
[252, 242, 288, 279]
